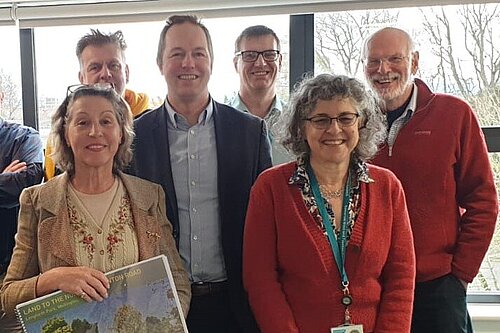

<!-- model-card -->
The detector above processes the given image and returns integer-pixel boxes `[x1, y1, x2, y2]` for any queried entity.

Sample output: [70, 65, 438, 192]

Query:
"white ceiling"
[0, 0, 496, 27]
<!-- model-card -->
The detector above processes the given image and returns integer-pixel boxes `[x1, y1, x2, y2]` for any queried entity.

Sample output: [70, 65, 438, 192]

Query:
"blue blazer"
[129, 100, 272, 332]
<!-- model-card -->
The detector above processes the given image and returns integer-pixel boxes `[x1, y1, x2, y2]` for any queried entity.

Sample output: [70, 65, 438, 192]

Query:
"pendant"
[319, 184, 342, 200]
[341, 294, 352, 306]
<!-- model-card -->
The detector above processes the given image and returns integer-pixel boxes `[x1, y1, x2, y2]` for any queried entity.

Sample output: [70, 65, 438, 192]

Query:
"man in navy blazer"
[130, 15, 271, 333]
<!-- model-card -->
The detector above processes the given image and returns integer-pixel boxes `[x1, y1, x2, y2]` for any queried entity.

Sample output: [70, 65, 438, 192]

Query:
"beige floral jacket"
[0, 171, 190, 320]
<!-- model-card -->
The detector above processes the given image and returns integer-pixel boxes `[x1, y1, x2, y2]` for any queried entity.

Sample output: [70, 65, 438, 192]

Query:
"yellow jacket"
[44, 89, 149, 180]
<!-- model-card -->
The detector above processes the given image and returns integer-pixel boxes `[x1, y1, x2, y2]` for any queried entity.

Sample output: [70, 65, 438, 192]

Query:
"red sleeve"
[452, 102, 498, 282]
[243, 174, 300, 333]
[375, 177, 416, 332]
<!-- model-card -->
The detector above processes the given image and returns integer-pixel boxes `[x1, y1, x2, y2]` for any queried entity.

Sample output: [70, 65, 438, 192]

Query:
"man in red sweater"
[364, 27, 498, 333]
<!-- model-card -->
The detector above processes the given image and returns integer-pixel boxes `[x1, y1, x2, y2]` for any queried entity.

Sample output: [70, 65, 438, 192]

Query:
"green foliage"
[113, 305, 144, 332]
[41, 317, 72, 333]
[71, 318, 95, 333]
[111, 304, 182, 332]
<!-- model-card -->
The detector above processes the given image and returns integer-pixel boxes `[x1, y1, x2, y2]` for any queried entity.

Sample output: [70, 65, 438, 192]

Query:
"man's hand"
[2, 160, 27, 174]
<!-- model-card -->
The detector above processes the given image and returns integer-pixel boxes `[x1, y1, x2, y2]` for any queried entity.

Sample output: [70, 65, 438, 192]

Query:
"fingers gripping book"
[15, 255, 188, 333]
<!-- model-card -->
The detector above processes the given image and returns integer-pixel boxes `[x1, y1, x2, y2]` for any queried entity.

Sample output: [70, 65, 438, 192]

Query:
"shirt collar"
[165, 97, 214, 129]
[230, 93, 283, 121]
[405, 82, 418, 116]
[289, 156, 374, 189]
[271, 95, 284, 113]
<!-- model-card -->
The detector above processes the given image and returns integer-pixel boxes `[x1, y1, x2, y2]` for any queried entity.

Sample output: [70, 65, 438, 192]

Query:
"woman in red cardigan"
[243, 74, 416, 333]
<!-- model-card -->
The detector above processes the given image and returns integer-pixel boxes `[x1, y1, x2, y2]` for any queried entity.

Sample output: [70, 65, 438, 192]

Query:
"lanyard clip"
[341, 281, 350, 294]
[341, 281, 353, 307]
[344, 308, 352, 325]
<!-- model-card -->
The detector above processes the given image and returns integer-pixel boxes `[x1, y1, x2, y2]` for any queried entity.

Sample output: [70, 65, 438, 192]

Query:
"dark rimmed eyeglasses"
[303, 113, 360, 129]
[235, 50, 280, 62]
[66, 83, 116, 97]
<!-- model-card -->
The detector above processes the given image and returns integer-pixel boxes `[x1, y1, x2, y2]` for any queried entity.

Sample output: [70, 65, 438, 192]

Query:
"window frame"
[15, 5, 500, 305]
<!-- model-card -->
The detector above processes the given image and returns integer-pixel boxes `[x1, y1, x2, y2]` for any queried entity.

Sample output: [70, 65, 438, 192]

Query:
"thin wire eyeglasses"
[66, 82, 116, 97]
[303, 113, 360, 129]
[235, 50, 280, 62]
[364, 55, 409, 69]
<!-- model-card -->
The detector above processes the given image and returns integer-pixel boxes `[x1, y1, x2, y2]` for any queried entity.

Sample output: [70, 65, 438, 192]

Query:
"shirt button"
[190, 129, 195, 135]
[190, 154, 196, 159]
[191, 180, 196, 186]
[192, 207, 197, 213]
[193, 235, 198, 240]
[97, 229, 102, 234]
[100, 250, 104, 255]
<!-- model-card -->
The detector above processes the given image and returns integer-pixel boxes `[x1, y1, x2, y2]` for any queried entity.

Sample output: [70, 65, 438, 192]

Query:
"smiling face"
[65, 95, 122, 174]
[234, 34, 282, 95]
[78, 44, 129, 97]
[305, 98, 360, 167]
[364, 28, 419, 111]
[159, 22, 212, 106]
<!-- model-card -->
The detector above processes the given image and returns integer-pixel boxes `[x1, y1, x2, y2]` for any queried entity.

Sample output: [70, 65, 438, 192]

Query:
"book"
[15, 255, 188, 333]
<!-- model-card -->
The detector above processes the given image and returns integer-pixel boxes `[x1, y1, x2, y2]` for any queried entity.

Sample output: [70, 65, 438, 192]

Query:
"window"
[34, 15, 289, 146]
[315, 3, 500, 294]
[0, 26, 23, 124]
[35, 21, 164, 145]
[204, 14, 289, 104]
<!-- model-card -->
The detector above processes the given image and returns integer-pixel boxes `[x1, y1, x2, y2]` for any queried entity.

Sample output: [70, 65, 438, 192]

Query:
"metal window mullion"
[19, 27, 38, 130]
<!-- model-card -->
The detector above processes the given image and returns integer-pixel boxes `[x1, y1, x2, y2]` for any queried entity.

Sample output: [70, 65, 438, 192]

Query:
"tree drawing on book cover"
[15, 255, 187, 333]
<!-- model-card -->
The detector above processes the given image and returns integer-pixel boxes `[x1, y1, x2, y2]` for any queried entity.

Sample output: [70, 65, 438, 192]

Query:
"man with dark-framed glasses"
[230, 25, 292, 165]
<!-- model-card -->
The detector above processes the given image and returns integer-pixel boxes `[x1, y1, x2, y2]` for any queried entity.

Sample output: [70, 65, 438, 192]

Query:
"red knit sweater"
[243, 162, 415, 333]
[372, 79, 498, 283]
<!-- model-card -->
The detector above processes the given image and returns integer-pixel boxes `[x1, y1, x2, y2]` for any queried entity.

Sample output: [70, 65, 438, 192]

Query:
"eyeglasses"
[364, 55, 409, 69]
[303, 113, 360, 129]
[235, 50, 280, 62]
[66, 83, 115, 97]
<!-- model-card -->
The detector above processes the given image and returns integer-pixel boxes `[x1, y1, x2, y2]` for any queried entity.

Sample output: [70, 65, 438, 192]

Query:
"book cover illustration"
[15, 255, 188, 333]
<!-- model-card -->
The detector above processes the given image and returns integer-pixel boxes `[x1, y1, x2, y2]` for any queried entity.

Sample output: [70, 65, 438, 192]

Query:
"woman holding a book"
[0, 84, 191, 329]
[243, 74, 416, 333]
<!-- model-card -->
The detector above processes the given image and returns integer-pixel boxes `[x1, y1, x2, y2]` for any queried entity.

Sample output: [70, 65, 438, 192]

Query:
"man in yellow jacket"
[44, 29, 149, 180]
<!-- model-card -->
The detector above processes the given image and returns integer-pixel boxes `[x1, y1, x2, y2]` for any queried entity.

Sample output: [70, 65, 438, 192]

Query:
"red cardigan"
[243, 162, 415, 333]
[372, 79, 498, 283]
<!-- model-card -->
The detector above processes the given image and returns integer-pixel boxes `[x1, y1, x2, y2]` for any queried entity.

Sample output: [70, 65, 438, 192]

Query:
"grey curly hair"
[281, 73, 386, 162]
[49, 85, 134, 175]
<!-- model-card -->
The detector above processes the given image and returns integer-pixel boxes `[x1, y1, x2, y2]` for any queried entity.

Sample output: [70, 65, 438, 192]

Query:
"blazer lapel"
[38, 173, 78, 267]
[152, 106, 179, 227]
[120, 172, 162, 261]
[213, 102, 228, 219]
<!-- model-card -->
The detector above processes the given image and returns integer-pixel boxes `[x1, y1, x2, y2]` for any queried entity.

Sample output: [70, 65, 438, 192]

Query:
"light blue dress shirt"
[165, 99, 227, 283]
[229, 94, 293, 165]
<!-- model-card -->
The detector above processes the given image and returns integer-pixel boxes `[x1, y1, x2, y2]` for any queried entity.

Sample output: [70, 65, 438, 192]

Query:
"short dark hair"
[234, 25, 281, 53]
[76, 29, 127, 66]
[156, 15, 214, 69]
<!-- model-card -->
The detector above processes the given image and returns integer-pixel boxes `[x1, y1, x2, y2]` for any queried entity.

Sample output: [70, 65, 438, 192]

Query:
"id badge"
[330, 324, 364, 333]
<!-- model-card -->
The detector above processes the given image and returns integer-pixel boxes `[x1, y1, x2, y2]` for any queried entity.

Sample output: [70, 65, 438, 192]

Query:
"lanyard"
[307, 164, 356, 325]
[307, 164, 352, 287]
